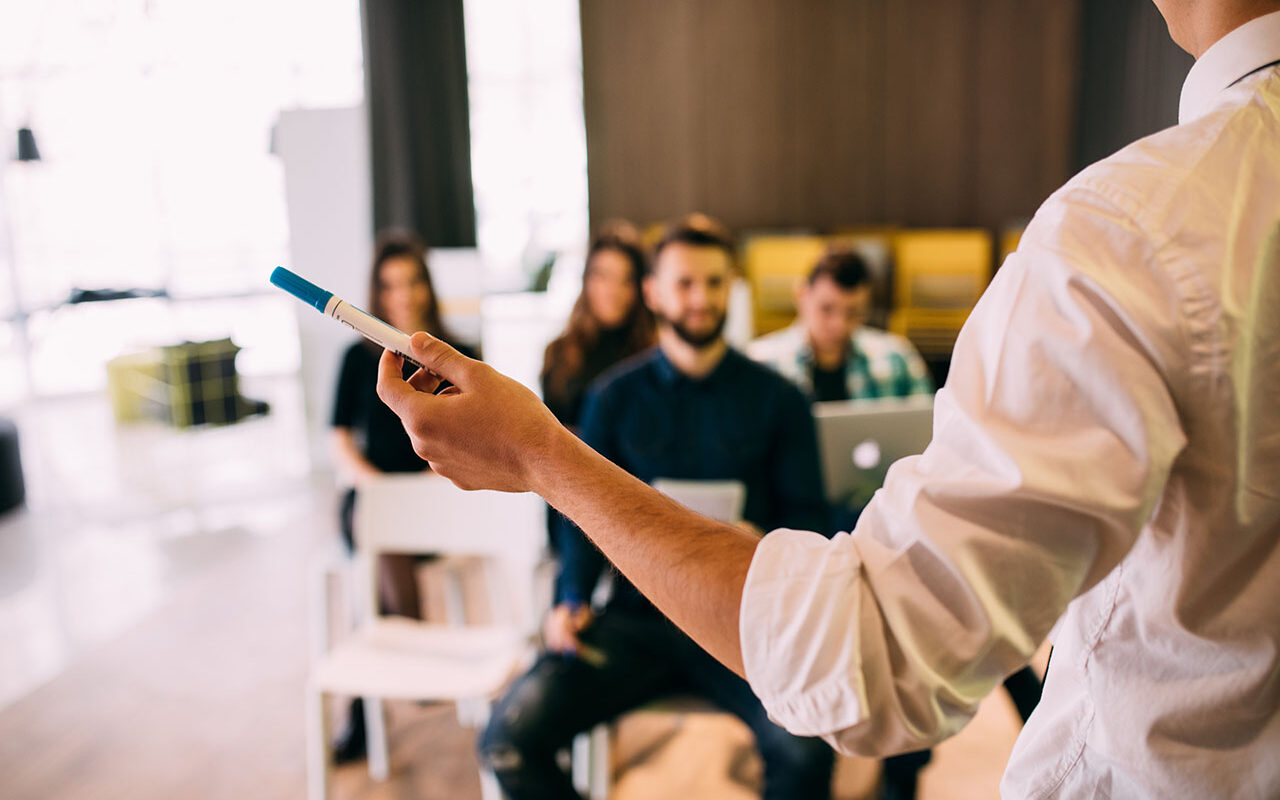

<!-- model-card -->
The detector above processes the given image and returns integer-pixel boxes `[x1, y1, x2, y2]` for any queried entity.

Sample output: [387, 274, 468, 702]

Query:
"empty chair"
[888, 228, 994, 359]
[306, 473, 545, 800]
[741, 234, 829, 336]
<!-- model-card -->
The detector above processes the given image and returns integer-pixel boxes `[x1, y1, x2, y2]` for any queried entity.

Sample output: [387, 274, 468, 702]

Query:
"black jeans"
[479, 610, 834, 800]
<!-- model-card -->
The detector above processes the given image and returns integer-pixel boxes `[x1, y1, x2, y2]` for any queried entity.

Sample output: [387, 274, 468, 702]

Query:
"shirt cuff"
[740, 528, 871, 739]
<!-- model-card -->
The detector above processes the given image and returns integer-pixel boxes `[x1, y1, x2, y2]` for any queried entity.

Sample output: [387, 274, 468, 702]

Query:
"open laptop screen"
[813, 396, 934, 507]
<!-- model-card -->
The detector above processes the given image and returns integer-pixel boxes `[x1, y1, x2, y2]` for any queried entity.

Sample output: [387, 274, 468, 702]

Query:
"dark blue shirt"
[555, 346, 829, 615]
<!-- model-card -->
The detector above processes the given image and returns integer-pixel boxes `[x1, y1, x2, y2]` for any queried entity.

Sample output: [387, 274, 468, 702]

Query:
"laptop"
[652, 478, 746, 524]
[813, 396, 935, 506]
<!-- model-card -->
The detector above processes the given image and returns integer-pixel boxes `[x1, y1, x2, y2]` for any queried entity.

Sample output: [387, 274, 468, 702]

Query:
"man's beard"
[658, 310, 727, 349]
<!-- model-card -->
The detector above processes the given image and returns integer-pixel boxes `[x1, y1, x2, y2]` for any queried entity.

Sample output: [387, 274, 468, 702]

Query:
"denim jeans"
[479, 610, 834, 800]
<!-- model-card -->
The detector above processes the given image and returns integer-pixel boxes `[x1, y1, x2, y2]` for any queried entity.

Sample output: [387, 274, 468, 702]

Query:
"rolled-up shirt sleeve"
[740, 182, 1189, 757]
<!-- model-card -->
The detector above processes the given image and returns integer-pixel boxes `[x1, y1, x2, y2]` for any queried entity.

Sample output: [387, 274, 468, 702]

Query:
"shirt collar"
[796, 324, 865, 370]
[1179, 9, 1280, 124]
[652, 344, 737, 387]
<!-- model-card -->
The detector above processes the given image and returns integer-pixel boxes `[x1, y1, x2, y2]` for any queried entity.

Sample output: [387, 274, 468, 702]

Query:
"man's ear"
[793, 278, 808, 312]
[642, 274, 657, 311]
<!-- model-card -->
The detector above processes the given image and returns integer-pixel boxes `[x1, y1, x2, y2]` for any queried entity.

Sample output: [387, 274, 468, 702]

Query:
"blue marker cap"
[270, 266, 333, 313]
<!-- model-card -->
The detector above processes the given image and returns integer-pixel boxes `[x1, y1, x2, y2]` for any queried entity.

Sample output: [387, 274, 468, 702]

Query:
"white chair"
[306, 473, 546, 800]
[571, 478, 746, 800]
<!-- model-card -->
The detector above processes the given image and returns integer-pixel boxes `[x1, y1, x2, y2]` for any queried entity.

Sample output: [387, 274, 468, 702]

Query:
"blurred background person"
[540, 221, 654, 434]
[747, 248, 932, 405]
[329, 229, 477, 763]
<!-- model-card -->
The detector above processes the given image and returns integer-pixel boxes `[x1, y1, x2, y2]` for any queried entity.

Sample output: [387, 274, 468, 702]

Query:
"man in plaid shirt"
[747, 249, 933, 404]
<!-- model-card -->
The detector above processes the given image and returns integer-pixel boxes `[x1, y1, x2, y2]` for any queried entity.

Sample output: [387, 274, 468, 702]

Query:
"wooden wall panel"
[581, 0, 701, 224]
[697, 0, 788, 228]
[972, 0, 1081, 228]
[581, 0, 1081, 233]
[881, 0, 980, 226]
[779, 0, 888, 228]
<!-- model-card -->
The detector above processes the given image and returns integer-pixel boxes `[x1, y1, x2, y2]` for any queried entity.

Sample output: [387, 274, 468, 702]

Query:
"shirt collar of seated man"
[642, 214, 738, 381]
[793, 250, 873, 371]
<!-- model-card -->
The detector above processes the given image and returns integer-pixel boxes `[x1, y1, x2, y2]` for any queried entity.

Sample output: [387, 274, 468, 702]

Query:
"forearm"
[532, 427, 760, 675]
[552, 513, 605, 605]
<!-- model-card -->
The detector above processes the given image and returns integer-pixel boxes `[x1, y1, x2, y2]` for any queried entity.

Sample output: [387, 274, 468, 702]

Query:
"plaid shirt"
[746, 323, 934, 401]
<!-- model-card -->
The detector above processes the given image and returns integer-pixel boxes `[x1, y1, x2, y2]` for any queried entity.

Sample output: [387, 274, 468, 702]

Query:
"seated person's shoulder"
[340, 340, 377, 373]
[343, 339, 370, 360]
[745, 325, 800, 362]
[585, 347, 659, 399]
[855, 326, 922, 360]
[731, 349, 811, 404]
[452, 340, 480, 361]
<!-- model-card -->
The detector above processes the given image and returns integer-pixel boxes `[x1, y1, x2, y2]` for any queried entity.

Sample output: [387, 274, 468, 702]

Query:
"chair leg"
[572, 731, 591, 794]
[306, 687, 332, 800]
[588, 723, 610, 800]
[572, 724, 611, 800]
[443, 562, 467, 626]
[456, 696, 491, 729]
[478, 766, 503, 800]
[365, 696, 390, 781]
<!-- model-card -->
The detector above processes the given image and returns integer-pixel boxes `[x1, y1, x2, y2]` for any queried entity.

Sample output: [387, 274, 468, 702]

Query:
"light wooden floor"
[0, 504, 1044, 800]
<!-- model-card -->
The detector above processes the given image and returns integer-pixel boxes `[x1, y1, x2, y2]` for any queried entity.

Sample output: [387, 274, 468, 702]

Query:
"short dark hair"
[808, 248, 870, 290]
[649, 213, 736, 274]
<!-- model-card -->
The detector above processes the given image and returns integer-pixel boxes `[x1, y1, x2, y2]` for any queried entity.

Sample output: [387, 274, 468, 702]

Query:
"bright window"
[463, 0, 589, 289]
[0, 0, 363, 395]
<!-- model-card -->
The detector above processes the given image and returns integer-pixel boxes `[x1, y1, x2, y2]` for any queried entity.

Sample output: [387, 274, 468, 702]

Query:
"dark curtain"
[362, 0, 477, 247]
[1073, 0, 1194, 171]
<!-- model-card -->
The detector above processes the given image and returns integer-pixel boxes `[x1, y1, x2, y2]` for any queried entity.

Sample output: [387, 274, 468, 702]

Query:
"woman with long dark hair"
[329, 229, 474, 762]
[540, 223, 654, 430]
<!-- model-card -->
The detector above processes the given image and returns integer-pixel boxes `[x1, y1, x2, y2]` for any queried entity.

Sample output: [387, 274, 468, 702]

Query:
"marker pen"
[270, 266, 426, 370]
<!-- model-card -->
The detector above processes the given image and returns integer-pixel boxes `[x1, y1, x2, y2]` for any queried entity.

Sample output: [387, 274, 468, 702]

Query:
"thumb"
[376, 347, 427, 416]
[408, 331, 475, 388]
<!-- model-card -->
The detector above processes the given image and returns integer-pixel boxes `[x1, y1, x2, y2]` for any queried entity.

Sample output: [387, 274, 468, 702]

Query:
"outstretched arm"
[376, 335, 759, 675]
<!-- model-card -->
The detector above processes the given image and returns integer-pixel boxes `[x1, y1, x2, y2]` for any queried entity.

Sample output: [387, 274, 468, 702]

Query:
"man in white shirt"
[376, 2, 1280, 796]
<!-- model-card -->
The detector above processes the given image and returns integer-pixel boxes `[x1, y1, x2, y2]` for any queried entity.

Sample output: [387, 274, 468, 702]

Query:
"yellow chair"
[741, 234, 829, 336]
[888, 229, 993, 358]
[639, 221, 666, 253]
[998, 223, 1027, 270]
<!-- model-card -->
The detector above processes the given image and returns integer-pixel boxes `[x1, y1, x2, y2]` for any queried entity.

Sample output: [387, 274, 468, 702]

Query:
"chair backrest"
[741, 234, 829, 336]
[355, 473, 543, 557]
[353, 473, 546, 629]
[891, 228, 993, 311]
[652, 478, 746, 524]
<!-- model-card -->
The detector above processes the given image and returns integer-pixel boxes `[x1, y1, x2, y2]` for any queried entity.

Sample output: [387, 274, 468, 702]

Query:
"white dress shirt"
[739, 11, 1280, 798]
